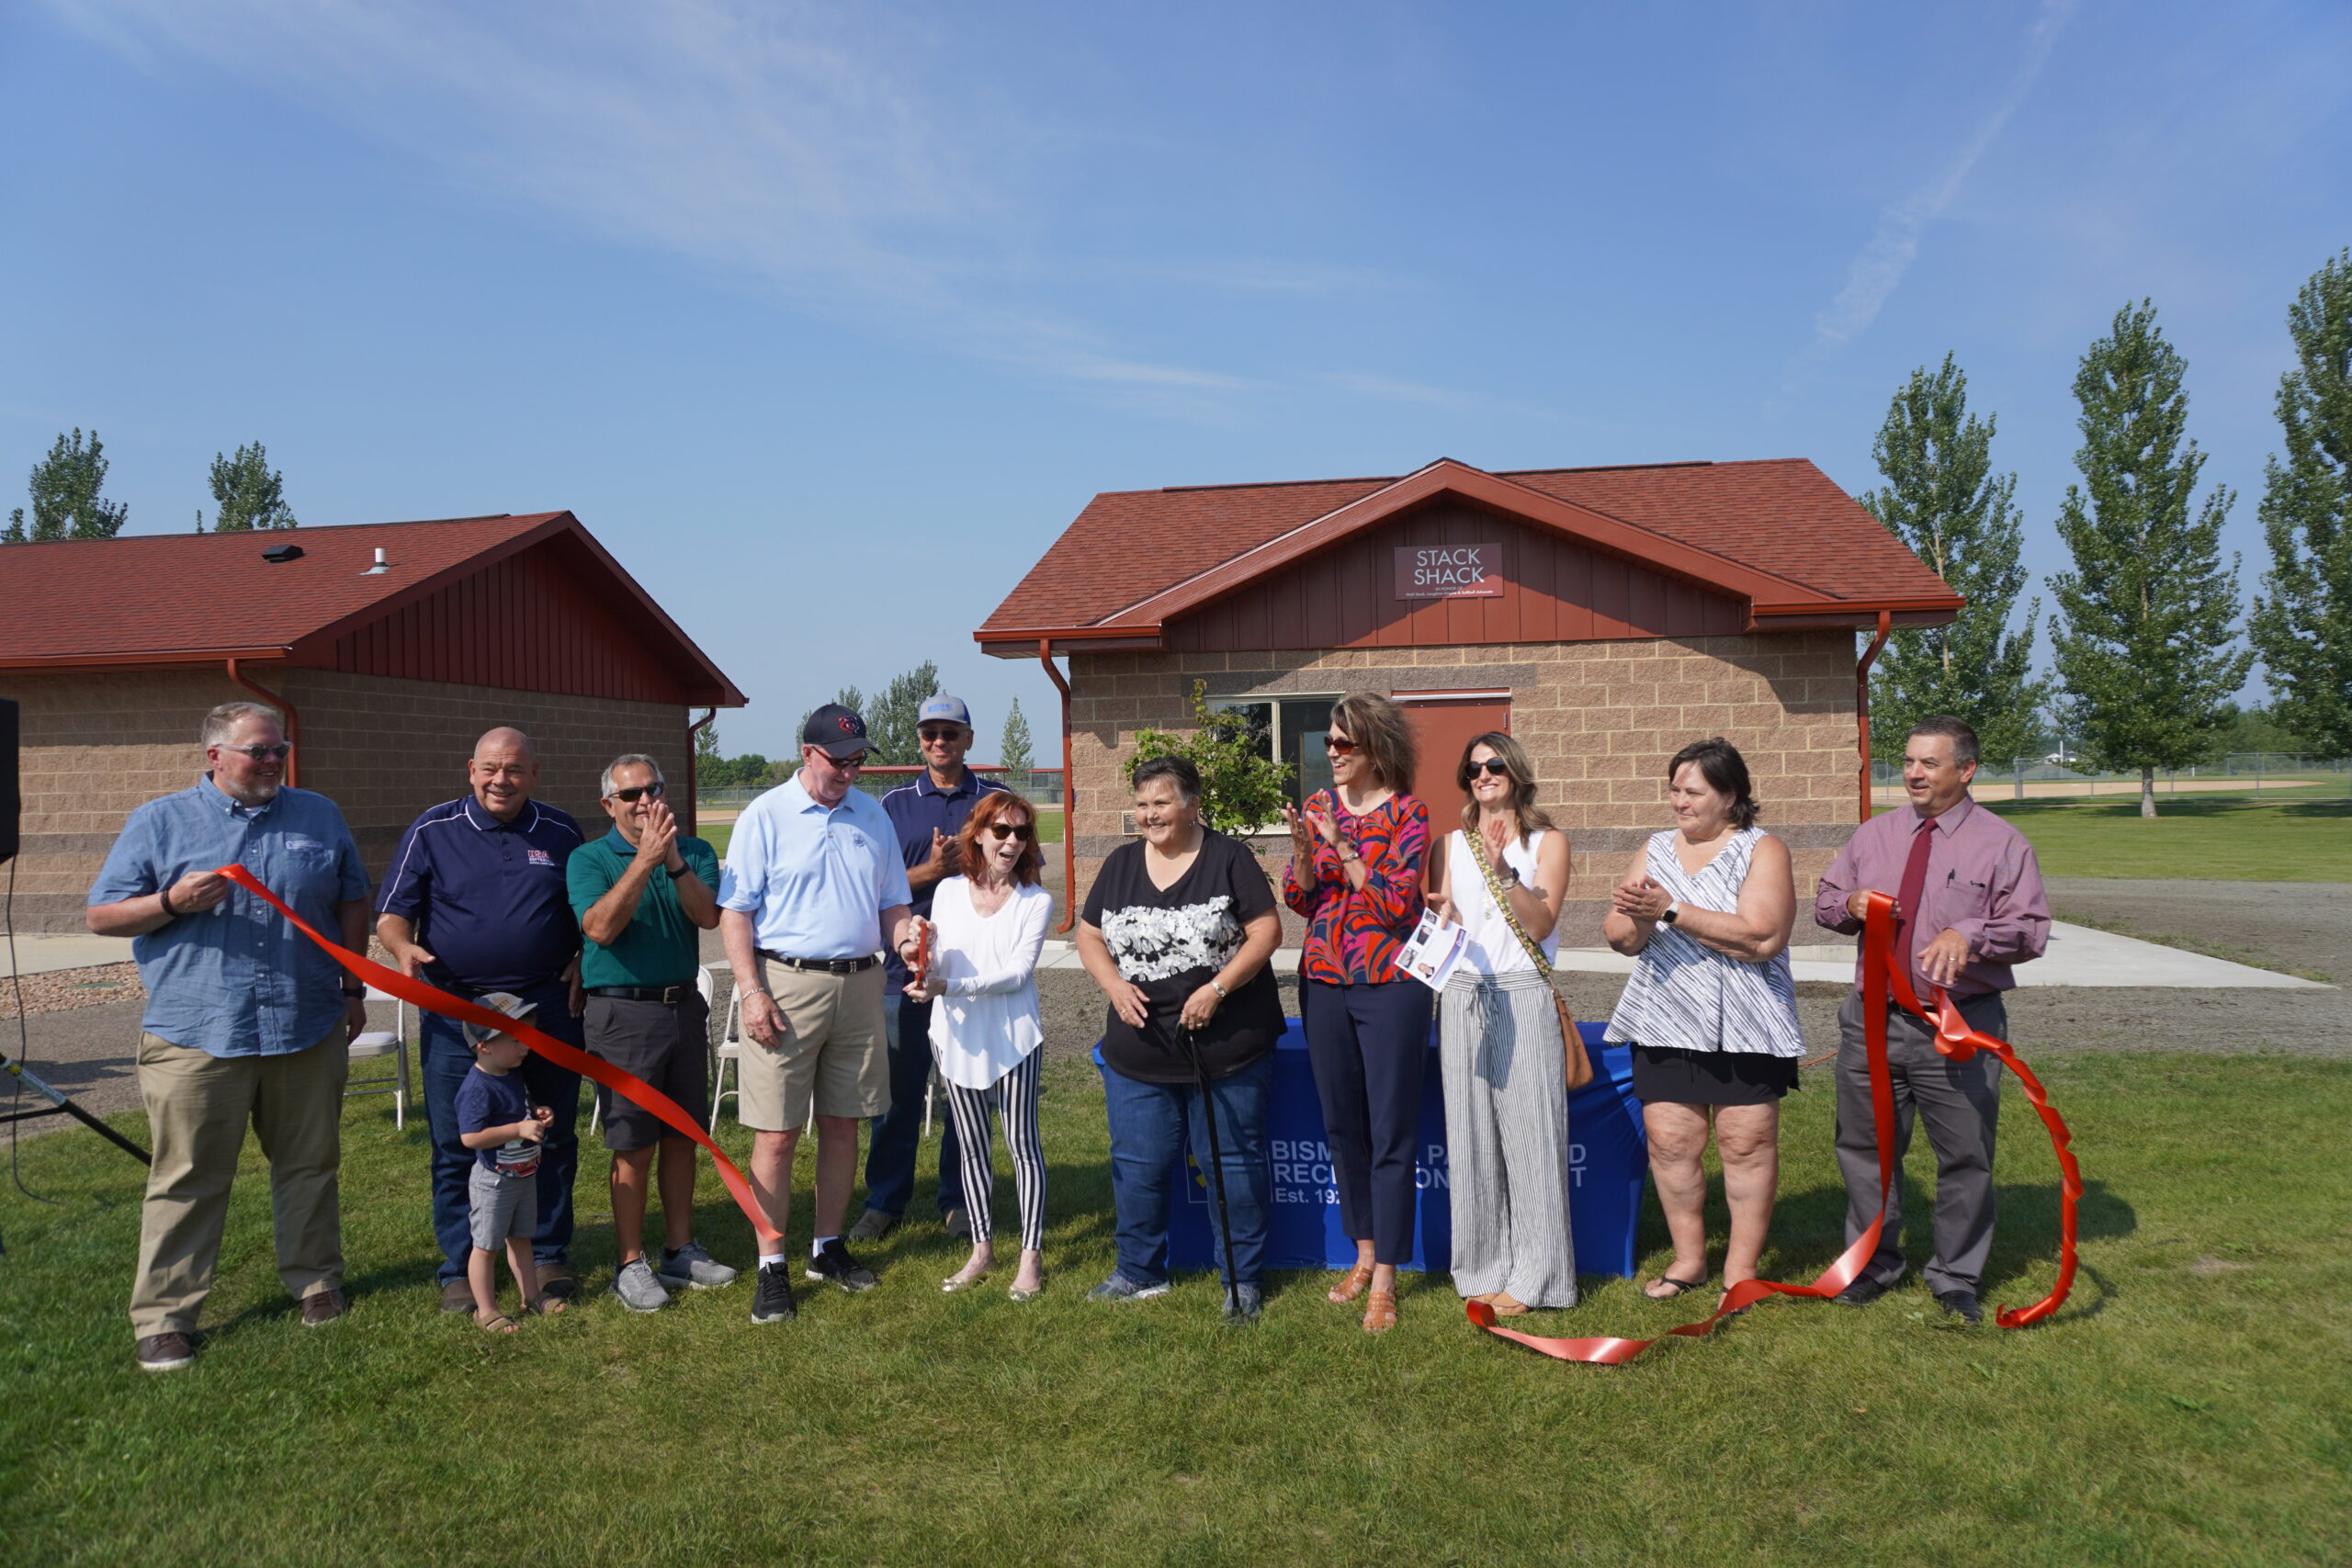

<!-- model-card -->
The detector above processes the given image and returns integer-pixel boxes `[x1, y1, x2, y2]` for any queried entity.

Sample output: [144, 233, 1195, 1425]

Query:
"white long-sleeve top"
[924, 876, 1053, 1089]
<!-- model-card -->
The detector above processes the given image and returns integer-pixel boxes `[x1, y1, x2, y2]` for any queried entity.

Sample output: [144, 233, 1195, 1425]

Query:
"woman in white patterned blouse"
[1602, 738, 1804, 1305]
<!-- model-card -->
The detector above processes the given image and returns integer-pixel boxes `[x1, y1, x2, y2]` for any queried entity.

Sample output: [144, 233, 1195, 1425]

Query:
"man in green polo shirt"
[569, 752, 738, 1312]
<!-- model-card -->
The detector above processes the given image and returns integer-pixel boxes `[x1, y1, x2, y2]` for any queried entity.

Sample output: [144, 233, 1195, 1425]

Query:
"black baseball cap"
[801, 704, 872, 760]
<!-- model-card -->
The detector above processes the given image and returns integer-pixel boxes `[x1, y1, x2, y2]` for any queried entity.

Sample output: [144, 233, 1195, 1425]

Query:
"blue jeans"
[1302, 978, 1432, 1266]
[419, 977, 583, 1282]
[1102, 1054, 1272, 1288]
[862, 994, 966, 1219]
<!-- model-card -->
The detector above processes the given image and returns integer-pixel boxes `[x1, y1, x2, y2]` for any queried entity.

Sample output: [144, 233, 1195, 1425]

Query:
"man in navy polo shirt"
[850, 694, 1006, 1243]
[378, 727, 589, 1311]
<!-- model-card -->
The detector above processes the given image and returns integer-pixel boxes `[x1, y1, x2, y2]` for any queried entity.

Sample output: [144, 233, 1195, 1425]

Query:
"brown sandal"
[1327, 1263, 1374, 1304]
[475, 1312, 517, 1335]
[1487, 1292, 1531, 1317]
[1361, 1288, 1397, 1334]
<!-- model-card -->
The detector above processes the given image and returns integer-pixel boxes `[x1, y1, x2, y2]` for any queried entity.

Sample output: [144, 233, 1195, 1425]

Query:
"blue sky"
[5, 1, 2346, 759]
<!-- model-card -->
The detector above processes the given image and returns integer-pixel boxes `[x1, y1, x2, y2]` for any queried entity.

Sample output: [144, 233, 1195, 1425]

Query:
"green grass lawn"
[5, 1051, 2346, 1565]
[1963, 791, 2352, 881]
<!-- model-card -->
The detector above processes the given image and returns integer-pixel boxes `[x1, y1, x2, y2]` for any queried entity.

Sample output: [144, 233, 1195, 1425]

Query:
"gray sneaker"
[1220, 1283, 1264, 1323]
[943, 1208, 972, 1239]
[656, 1241, 740, 1291]
[1087, 1271, 1171, 1303]
[612, 1258, 672, 1314]
[847, 1209, 900, 1244]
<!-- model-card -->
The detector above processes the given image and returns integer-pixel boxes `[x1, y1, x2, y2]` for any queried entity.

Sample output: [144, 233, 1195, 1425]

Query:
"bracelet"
[342, 987, 366, 998]
[156, 886, 178, 919]
[1210, 979, 1228, 999]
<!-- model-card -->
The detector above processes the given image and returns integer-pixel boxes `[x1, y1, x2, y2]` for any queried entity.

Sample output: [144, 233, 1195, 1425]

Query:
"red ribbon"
[217, 864, 773, 1241]
[1467, 888, 2080, 1360]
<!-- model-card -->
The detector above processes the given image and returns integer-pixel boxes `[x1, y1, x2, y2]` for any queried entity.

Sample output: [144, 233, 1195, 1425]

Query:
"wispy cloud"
[1772, 0, 2075, 409]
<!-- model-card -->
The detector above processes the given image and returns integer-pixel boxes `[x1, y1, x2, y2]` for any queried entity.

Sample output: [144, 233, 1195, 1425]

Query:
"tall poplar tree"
[1856, 354, 2049, 765]
[3, 429, 129, 542]
[203, 441, 299, 531]
[2047, 300, 2251, 818]
[1000, 697, 1035, 773]
[2249, 250, 2352, 756]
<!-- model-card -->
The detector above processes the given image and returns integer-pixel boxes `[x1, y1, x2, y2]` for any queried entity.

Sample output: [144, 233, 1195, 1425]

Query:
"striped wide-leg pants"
[943, 1050, 1047, 1252]
[1439, 970, 1577, 1308]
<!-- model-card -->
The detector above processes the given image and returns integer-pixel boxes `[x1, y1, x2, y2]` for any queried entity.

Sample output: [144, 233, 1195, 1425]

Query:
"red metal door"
[1394, 693, 1511, 829]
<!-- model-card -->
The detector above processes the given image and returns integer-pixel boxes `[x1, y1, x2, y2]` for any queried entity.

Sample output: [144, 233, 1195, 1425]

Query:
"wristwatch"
[1660, 900, 1681, 925]
[342, 986, 366, 998]
[1210, 980, 1228, 999]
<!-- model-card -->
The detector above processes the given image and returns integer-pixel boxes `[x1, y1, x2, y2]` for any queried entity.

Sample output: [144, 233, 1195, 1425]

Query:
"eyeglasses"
[835, 752, 870, 770]
[918, 727, 966, 742]
[1323, 735, 1357, 755]
[987, 822, 1035, 841]
[609, 781, 666, 803]
[221, 743, 291, 761]
[1468, 759, 1512, 778]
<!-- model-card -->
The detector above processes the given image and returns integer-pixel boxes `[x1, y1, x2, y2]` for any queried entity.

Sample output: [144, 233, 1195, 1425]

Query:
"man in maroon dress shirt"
[1815, 715, 2050, 1324]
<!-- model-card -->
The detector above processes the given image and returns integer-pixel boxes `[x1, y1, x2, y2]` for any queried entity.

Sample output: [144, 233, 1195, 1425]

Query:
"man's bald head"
[469, 728, 542, 821]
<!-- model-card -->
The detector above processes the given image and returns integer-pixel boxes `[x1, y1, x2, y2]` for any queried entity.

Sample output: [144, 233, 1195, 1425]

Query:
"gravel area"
[3, 962, 142, 1020]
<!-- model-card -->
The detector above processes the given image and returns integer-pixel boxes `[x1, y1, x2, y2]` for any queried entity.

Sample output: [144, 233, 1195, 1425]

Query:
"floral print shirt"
[1283, 790, 1430, 986]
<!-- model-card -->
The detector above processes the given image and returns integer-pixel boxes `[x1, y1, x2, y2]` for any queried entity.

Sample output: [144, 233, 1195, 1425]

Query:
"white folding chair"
[707, 964, 742, 1132]
[346, 987, 410, 1129]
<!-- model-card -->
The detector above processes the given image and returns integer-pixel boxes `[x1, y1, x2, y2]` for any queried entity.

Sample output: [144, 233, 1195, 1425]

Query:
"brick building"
[0, 513, 742, 931]
[977, 457, 1962, 944]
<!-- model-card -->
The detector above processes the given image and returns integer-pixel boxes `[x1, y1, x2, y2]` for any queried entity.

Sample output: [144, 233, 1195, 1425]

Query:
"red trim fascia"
[1038, 638, 1077, 935]
[1855, 610, 1892, 824]
[0, 647, 291, 672]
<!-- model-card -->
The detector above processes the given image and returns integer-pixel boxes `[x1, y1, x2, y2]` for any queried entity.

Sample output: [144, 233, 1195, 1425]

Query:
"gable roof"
[0, 512, 744, 705]
[977, 457, 1961, 651]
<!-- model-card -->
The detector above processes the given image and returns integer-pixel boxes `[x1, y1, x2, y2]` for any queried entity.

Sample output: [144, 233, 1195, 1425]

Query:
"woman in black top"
[1078, 756, 1283, 1321]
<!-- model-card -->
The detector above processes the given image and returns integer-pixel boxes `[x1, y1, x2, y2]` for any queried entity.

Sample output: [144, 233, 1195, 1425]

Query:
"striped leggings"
[942, 1050, 1047, 1252]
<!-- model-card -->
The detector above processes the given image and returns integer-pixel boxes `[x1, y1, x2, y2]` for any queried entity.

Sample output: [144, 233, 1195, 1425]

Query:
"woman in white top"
[1424, 733, 1577, 1315]
[908, 792, 1055, 1300]
[1603, 738, 1804, 1305]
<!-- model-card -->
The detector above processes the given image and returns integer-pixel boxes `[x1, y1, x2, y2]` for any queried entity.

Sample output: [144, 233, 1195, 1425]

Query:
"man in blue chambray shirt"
[87, 701, 373, 1372]
[718, 704, 915, 1323]
[376, 727, 588, 1311]
[852, 694, 1006, 1243]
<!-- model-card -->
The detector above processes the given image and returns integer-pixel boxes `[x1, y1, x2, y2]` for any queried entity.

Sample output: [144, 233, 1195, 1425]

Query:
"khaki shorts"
[737, 961, 890, 1131]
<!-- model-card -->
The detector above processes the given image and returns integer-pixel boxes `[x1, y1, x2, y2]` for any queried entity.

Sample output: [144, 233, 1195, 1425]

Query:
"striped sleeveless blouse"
[1602, 827, 1804, 1058]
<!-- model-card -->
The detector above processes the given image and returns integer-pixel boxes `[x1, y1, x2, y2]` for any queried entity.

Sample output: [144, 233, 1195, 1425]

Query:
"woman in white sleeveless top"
[1603, 738, 1803, 1305]
[1424, 733, 1577, 1314]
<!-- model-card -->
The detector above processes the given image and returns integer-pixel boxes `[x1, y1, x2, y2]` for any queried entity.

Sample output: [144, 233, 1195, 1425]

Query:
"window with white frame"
[1209, 694, 1340, 808]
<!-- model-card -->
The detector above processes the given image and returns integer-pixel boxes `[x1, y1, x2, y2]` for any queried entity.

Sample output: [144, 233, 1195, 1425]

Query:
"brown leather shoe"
[441, 1279, 477, 1314]
[1361, 1288, 1398, 1334]
[1326, 1263, 1374, 1304]
[136, 1332, 194, 1371]
[300, 1289, 346, 1326]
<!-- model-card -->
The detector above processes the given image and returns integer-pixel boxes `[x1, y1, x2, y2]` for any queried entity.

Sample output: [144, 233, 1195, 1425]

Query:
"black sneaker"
[751, 1262, 797, 1324]
[806, 1238, 879, 1292]
[1835, 1275, 1894, 1307]
[1935, 1289, 1984, 1325]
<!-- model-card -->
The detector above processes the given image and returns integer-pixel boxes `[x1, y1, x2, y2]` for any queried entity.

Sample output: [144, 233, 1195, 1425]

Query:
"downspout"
[1855, 610, 1892, 824]
[1038, 638, 1077, 934]
[685, 707, 715, 838]
[226, 659, 301, 788]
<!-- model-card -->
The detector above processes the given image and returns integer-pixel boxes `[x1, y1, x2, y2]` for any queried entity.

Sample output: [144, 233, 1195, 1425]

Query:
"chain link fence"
[699, 767, 1065, 814]
[1870, 753, 2350, 802]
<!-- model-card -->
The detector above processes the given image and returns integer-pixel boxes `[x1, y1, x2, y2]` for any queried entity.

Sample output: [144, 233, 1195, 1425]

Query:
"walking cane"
[1173, 1024, 1243, 1321]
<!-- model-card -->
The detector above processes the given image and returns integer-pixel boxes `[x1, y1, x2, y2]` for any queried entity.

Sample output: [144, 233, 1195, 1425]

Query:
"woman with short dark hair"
[1282, 693, 1431, 1334]
[1077, 756, 1285, 1320]
[1602, 738, 1804, 1304]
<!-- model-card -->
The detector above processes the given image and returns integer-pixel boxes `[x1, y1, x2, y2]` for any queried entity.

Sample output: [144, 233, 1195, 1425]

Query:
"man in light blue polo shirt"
[86, 701, 373, 1372]
[718, 704, 915, 1324]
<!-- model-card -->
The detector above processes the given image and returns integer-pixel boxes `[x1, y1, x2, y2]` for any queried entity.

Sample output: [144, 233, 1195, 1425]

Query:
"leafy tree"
[1130, 681, 1295, 832]
[695, 717, 723, 773]
[2211, 701, 2306, 756]
[1857, 355, 2050, 765]
[203, 441, 298, 531]
[2249, 250, 2352, 757]
[1000, 697, 1035, 773]
[2047, 300, 2252, 818]
[867, 663, 941, 766]
[4, 429, 128, 542]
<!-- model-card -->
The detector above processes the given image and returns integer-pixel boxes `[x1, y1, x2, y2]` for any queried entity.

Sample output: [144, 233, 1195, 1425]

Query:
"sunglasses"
[918, 727, 967, 742]
[987, 822, 1035, 841]
[221, 743, 292, 761]
[833, 752, 870, 770]
[609, 781, 666, 803]
[1467, 758, 1512, 779]
[1323, 735, 1357, 755]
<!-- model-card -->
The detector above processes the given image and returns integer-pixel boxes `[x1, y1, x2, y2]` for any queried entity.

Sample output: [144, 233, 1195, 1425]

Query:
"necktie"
[1893, 814, 1938, 996]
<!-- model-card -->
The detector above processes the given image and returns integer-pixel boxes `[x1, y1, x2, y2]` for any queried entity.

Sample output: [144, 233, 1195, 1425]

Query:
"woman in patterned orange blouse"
[1282, 693, 1430, 1333]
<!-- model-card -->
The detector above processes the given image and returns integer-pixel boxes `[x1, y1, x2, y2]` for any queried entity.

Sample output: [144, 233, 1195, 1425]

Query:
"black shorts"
[584, 992, 711, 1152]
[1629, 1042, 1799, 1107]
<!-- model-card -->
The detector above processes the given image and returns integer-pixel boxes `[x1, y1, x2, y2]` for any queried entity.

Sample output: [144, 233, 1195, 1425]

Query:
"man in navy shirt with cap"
[851, 695, 1006, 1242]
[378, 727, 589, 1310]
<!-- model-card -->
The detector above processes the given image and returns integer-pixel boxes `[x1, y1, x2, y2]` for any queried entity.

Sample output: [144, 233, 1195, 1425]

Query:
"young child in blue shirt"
[454, 993, 567, 1332]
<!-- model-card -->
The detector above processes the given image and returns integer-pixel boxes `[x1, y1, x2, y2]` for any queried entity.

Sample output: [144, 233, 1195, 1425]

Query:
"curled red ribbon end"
[1468, 889, 2080, 1361]
[217, 865, 775, 1243]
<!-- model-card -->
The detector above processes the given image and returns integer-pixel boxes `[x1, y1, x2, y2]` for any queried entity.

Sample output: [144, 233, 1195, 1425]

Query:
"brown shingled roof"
[978, 457, 1959, 649]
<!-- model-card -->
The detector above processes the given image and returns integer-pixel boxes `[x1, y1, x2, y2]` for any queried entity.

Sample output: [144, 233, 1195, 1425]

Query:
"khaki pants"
[737, 963, 889, 1131]
[130, 1024, 348, 1337]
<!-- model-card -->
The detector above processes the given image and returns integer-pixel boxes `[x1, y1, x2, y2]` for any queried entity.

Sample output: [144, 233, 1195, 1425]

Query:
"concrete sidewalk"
[4, 933, 135, 977]
[1035, 920, 2330, 990]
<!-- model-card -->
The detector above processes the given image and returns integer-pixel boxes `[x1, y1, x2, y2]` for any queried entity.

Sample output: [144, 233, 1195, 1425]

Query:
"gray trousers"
[1834, 989, 2006, 1296]
[1439, 972, 1577, 1308]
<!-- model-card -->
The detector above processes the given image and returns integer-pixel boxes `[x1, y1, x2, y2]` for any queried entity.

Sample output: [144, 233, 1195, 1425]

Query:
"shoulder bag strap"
[1471, 838, 1592, 1090]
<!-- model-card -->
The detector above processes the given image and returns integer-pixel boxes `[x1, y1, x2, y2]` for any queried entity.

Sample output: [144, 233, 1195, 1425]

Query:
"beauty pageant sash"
[1466, 889, 2081, 1362]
